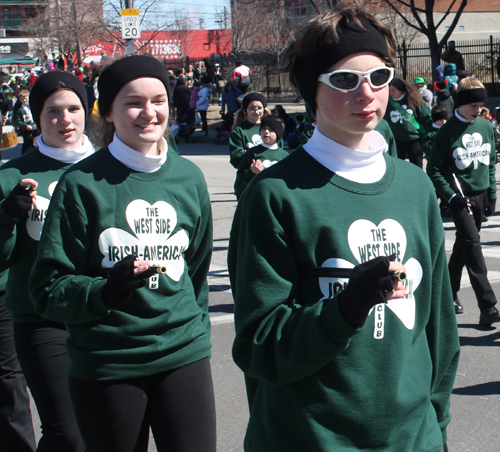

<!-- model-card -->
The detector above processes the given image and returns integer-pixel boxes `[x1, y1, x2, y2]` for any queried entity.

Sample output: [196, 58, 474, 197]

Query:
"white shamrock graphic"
[453, 132, 490, 170]
[319, 219, 422, 339]
[26, 181, 58, 241]
[390, 105, 413, 124]
[98, 200, 189, 283]
[245, 134, 263, 149]
[261, 159, 279, 169]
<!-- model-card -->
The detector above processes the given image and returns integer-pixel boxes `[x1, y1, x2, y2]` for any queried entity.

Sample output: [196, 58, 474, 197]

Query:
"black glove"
[485, 198, 496, 217]
[338, 254, 396, 328]
[102, 255, 148, 308]
[449, 194, 469, 211]
[2, 183, 34, 219]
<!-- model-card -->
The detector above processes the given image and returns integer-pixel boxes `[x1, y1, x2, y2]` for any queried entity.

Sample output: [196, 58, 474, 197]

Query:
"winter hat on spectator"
[242, 92, 267, 111]
[30, 71, 88, 129]
[260, 116, 284, 141]
[98, 54, 170, 117]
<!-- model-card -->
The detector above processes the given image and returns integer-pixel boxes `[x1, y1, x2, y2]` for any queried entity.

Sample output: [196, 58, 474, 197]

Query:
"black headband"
[456, 88, 487, 107]
[260, 116, 284, 141]
[432, 110, 448, 123]
[296, 16, 393, 114]
[98, 55, 171, 117]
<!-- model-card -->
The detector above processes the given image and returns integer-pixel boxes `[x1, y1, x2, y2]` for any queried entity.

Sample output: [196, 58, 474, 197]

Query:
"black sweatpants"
[448, 190, 497, 311]
[396, 138, 424, 169]
[68, 357, 217, 452]
[14, 320, 85, 452]
[0, 294, 36, 452]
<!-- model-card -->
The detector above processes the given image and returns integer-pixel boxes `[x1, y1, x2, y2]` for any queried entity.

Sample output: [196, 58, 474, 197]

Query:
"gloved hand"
[485, 198, 496, 216]
[338, 254, 396, 328]
[449, 194, 469, 211]
[102, 255, 148, 308]
[2, 183, 35, 219]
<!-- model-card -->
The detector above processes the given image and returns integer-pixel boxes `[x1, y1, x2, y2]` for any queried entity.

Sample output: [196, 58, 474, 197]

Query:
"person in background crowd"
[234, 116, 288, 199]
[30, 54, 216, 452]
[443, 63, 459, 95]
[12, 90, 36, 154]
[196, 75, 212, 136]
[441, 41, 465, 72]
[229, 92, 269, 168]
[233, 61, 252, 94]
[384, 77, 432, 168]
[428, 77, 499, 323]
[220, 81, 242, 127]
[212, 63, 224, 105]
[0, 71, 92, 452]
[413, 76, 432, 107]
[173, 76, 191, 121]
[228, 8, 459, 452]
[433, 80, 455, 119]
[272, 105, 296, 141]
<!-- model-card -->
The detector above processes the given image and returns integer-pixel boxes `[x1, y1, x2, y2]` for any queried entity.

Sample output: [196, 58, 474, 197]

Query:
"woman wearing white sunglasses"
[228, 7, 458, 452]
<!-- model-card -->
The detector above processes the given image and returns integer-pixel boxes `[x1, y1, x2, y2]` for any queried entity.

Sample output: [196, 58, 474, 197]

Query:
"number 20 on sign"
[121, 9, 141, 39]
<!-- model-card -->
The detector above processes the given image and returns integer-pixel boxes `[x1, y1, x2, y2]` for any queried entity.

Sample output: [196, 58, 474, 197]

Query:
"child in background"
[428, 77, 498, 322]
[422, 105, 448, 158]
[13, 90, 36, 154]
[234, 116, 288, 198]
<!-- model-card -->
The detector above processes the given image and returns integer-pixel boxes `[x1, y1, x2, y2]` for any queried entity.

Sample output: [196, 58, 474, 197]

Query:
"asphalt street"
[5, 125, 500, 452]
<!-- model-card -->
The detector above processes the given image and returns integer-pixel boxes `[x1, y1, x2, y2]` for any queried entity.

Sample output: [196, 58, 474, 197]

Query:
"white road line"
[210, 313, 234, 325]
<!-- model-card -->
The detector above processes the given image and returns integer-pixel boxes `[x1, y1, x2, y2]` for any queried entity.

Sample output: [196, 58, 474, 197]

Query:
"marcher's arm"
[229, 127, 246, 169]
[184, 176, 213, 331]
[230, 182, 367, 386]
[30, 180, 111, 324]
[426, 236, 460, 444]
[427, 130, 455, 201]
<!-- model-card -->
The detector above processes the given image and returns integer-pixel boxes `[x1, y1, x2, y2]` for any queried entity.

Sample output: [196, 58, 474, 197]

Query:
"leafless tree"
[381, 0, 469, 81]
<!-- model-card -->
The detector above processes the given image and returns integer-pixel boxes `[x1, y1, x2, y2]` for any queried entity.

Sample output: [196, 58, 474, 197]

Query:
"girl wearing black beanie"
[29, 54, 216, 452]
[0, 70, 93, 452]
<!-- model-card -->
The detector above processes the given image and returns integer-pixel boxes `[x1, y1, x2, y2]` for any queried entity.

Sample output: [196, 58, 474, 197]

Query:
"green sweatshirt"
[375, 118, 398, 157]
[228, 148, 459, 452]
[234, 144, 289, 197]
[13, 106, 36, 133]
[30, 149, 213, 381]
[384, 94, 432, 142]
[0, 149, 72, 321]
[422, 125, 440, 158]
[0, 271, 6, 294]
[229, 120, 263, 169]
[427, 115, 497, 201]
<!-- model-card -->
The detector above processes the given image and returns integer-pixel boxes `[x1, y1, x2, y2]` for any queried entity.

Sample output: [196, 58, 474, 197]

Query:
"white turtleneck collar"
[108, 133, 167, 173]
[303, 127, 387, 183]
[37, 134, 95, 164]
[261, 142, 278, 150]
[455, 109, 473, 123]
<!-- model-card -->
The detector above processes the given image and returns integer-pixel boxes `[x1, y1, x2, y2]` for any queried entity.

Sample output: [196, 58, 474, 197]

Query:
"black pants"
[198, 109, 208, 133]
[14, 320, 85, 452]
[0, 294, 36, 452]
[396, 138, 423, 168]
[68, 357, 216, 452]
[448, 190, 497, 311]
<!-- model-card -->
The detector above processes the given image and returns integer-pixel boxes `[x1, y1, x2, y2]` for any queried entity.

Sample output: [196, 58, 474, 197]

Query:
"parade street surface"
[6, 114, 499, 451]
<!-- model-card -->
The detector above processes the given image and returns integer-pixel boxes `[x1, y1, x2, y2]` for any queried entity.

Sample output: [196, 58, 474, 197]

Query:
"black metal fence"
[160, 36, 500, 98]
[396, 36, 500, 96]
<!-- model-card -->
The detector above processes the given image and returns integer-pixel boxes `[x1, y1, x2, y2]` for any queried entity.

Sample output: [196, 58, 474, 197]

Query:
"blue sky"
[160, 0, 229, 30]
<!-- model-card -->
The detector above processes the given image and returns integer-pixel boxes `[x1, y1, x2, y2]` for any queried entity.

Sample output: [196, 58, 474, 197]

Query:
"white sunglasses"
[318, 67, 395, 91]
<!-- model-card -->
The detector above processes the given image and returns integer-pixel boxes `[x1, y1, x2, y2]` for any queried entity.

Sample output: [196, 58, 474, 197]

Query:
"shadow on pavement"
[453, 381, 500, 396]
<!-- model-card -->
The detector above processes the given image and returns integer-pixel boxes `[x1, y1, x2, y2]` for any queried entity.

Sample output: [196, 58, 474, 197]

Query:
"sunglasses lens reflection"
[329, 69, 392, 90]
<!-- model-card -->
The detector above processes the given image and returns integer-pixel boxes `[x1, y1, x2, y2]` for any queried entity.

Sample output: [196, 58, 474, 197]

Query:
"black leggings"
[13, 320, 85, 452]
[68, 357, 217, 452]
[0, 295, 36, 452]
[395, 138, 424, 168]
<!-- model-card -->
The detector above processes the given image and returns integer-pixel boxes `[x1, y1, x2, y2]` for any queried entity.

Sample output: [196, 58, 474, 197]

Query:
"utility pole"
[224, 6, 228, 30]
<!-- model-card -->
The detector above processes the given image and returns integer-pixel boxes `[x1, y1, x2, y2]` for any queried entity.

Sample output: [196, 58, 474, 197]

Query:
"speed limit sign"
[121, 9, 141, 40]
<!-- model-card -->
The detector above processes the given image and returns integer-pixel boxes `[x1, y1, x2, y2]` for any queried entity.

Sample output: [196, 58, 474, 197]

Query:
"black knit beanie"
[242, 92, 267, 112]
[260, 116, 284, 141]
[98, 54, 170, 117]
[296, 16, 393, 115]
[30, 71, 88, 129]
